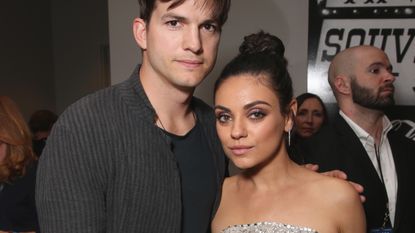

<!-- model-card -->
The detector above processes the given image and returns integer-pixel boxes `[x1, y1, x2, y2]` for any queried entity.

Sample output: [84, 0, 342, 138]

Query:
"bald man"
[300, 46, 415, 233]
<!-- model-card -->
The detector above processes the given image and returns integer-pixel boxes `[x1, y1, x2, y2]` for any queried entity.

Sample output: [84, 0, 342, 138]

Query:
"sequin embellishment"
[221, 221, 318, 233]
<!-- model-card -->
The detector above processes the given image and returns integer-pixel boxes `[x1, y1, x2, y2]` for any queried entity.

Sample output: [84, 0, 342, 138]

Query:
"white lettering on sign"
[326, 0, 415, 8]
[392, 119, 415, 141]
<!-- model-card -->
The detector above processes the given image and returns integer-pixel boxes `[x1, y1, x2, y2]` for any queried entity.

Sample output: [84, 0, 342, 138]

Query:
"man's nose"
[183, 27, 202, 54]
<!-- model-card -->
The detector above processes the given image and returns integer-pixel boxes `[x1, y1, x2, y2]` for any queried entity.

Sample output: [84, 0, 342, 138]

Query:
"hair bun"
[239, 31, 285, 57]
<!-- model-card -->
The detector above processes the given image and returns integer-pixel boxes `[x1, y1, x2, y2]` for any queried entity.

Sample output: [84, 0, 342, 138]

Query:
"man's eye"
[166, 20, 179, 27]
[369, 68, 380, 74]
[203, 23, 217, 32]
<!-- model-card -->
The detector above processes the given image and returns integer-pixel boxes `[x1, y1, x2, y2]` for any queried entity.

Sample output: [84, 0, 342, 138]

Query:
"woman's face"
[0, 141, 7, 164]
[294, 98, 325, 138]
[214, 74, 292, 169]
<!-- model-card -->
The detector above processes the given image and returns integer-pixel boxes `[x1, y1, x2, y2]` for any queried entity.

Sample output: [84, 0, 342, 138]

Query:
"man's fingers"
[348, 181, 366, 203]
[321, 169, 348, 180]
[349, 181, 364, 193]
[303, 163, 319, 172]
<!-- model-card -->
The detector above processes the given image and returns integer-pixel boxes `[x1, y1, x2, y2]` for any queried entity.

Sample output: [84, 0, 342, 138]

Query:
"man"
[300, 45, 415, 233]
[28, 109, 58, 157]
[36, 0, 230, 232]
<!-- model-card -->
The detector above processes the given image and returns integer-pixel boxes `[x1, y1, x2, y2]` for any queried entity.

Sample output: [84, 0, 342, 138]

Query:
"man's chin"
[372, 98, 395, 110]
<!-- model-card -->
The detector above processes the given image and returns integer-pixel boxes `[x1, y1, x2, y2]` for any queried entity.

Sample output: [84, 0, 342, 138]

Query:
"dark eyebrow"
[369, 62, 393, 71]
[161, 13, 186, 22]
[161, 13, 218, 26]
[202, 19, 219, 25]
[214, 105, 230, 112]
[244, 100, 272, 110]
[214, 101, 271, 112]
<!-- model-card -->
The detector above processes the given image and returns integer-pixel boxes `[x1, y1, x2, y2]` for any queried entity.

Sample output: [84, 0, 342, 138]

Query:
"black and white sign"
[308, 0, 415, 138]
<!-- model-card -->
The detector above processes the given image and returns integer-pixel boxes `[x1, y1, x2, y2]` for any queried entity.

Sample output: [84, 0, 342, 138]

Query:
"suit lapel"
[387, 129, 409, 231]
[333, 115, 383, 184]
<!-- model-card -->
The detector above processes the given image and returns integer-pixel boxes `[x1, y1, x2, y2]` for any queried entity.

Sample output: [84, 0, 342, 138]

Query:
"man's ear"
[133, 18, 147, 50]
[284, 99, 297, 133]
[334, 75, 352, 95]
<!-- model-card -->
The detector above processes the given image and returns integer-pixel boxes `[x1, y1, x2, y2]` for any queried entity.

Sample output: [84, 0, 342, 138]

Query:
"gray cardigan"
[36, 66, 227, 232]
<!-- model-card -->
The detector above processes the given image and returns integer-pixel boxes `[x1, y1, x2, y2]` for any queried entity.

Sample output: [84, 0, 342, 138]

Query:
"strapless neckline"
[221, 221, 318, 233]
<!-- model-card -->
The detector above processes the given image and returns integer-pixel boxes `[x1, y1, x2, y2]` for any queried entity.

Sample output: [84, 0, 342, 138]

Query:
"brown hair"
[296, 92, 329, 126]
[138, 0, 231, 29]
[215, 31, 293, 115]
[0, 96, 36, 183]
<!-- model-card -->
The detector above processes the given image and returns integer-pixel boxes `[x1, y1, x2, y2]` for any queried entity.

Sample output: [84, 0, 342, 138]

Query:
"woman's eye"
[297, 111, 307, 116]
[216, 114, 231, 123]
[313, 112, 323, 118]
[249, 111, 265, 120]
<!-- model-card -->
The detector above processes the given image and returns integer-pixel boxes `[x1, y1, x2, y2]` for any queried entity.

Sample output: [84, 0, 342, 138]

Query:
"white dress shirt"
[340, 110, 398, 225]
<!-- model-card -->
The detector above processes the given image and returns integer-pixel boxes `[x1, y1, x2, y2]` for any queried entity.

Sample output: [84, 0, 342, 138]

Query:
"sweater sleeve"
[36, 120, 106, 233]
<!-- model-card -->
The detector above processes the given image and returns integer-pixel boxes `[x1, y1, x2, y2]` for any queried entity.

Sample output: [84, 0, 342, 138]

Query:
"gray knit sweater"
[36, 66, 227, 232]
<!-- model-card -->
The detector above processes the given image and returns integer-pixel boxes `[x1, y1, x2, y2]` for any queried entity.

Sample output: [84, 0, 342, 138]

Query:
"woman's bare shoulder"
[315, 173, 359, 202]
[301, 171, 365, 232]
[301, 169, 358, 202]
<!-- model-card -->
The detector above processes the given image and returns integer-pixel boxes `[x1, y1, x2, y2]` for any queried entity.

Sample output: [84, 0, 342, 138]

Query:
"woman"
[211, 32, 365, 233]
[294, 93, 328, 139]
[0, 96, 39, 233]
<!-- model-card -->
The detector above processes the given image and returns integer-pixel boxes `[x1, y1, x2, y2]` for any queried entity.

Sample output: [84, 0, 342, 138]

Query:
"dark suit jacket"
[299, 114, 415, 233]
[0, 162, 39, 232]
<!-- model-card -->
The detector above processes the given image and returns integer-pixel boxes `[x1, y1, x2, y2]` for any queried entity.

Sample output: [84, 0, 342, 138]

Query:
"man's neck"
[139, 67, 197, 136]
[341, 105, 385, 144]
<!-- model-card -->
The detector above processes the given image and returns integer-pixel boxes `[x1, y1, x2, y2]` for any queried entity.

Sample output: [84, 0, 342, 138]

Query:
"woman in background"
[294, 93, 328, 139]
[211, 31, 364, 233]
[0, 96, 38, 233]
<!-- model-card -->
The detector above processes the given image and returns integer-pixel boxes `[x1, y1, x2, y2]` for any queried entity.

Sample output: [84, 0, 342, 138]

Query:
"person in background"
[211, 31, 365, 233]
[0, 96, 39, 233]
[294, 93, 328, 139]
[28, 109, 58, 157]
[300, 45, 415, 233]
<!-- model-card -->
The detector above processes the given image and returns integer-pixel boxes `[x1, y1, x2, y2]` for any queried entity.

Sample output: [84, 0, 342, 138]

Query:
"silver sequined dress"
[221, 221, 318, 233]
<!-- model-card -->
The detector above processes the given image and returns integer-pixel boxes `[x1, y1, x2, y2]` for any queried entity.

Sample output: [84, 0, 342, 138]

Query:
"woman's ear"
[285, 99, 297, 133]
[133, 18, 147, 50]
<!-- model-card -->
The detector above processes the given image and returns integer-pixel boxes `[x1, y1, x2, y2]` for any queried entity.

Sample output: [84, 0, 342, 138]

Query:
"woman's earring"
[288, 129, 291, 147]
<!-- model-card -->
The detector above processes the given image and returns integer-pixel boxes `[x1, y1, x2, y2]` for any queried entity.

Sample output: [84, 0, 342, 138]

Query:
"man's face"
[141, 0, 221, 91]
[350, 47, 396, 110]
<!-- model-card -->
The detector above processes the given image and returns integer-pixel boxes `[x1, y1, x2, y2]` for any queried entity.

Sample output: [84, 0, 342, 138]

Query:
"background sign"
[308, 0, 415, 140]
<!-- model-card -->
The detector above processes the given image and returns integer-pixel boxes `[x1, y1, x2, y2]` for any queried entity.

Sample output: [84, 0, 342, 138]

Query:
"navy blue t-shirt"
[164, 121, 217, 233]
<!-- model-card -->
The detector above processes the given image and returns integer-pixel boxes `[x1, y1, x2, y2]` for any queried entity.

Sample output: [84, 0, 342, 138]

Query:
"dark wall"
[0, 0, 55, 119]
[51, 0, 110, 113]
[1, 0, 110, 119]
